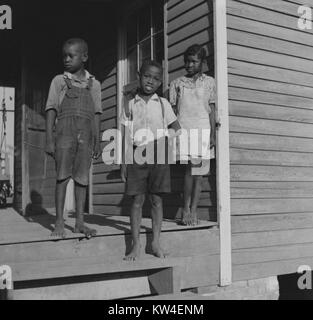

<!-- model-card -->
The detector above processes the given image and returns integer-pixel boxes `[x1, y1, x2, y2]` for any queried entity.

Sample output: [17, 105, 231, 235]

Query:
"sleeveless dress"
[169, 74, 216, 161]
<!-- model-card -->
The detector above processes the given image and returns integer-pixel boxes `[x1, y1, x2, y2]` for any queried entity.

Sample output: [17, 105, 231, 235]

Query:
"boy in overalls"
[45, 38, 102, 238]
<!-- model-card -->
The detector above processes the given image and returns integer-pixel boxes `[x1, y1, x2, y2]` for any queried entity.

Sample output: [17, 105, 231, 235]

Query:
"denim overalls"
[55, 76, 95, 186]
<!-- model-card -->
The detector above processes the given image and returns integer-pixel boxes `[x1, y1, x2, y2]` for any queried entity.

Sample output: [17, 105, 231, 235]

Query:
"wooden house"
[1, 0, 313, 299]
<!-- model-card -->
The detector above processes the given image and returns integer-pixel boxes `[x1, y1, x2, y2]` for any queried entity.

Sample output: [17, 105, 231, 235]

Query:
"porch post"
[214, 0, 232, 286]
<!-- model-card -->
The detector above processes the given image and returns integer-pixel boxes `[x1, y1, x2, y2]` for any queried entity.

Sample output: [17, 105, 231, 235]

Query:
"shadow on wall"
[278, 272, 313, 300]
[25, 190, 49, 217]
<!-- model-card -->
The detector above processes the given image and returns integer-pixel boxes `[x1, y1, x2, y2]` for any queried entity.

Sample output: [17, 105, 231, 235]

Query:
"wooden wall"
[91, 33, 120, 215]
[227, 0, 313, 281]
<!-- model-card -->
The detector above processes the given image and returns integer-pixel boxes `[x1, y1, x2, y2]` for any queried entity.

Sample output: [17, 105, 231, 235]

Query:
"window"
[125, 0, 164, 84]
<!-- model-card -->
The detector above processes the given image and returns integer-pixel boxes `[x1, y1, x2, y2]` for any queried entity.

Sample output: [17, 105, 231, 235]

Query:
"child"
[120, 60, 181, 261]
[45, 38, 102, 238]
[169, 44, 216, 226]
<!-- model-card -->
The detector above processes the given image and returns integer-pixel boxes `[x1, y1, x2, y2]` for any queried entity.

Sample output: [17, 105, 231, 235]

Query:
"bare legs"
[150, 194, 167, 258]
[124, 193, 167, 261]
[51, 178, 69, 237]
[73, 182, 97, 238]
[51, 179, 96, 238]
[182, 163, 203, 226]
[124, 194, 145, 261]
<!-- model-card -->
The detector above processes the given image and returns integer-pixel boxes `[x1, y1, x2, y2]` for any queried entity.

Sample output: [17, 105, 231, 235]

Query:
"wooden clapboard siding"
[227, 0, 313, 280]
[166, 0, 217, 221]
[167, 0, 214, 81]
[91, 36, 120, 215]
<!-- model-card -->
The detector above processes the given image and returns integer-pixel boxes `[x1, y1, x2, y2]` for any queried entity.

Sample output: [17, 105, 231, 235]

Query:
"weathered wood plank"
[93, 205, 217, 220]
[92, 177, 216, 194]
[229, 74, 313, 100]
[168, 15, 211, 46]
[227, 14, 313, 48]
[227, 0, 313, 35]
[101, 96, 117, 111]
[101, 107, 116, 121]
[168, 2, 211, 34]
[233, 242, 313, 266]
[233, 257, 313, 282]
[228, 28, 313, 62]
[230, 116, 313, 138]
[13, 276, 151, 300]
[101, 85, 117, 100]
[231, 212, 313, 233]
[168, 0, 205, 21]
[231, 165, 313, 182]
[228, 45, 313, 75]
[100, 118, 117, 131]
[231, 187, 313, 199]
[100, 74, 117, 91]
[92, 192, 216, 206]
[229, 101, 313, 124]
[230, 148, 313, 167]
[234, 0, 302, 17]
[230, 132, 313, 153]
[233, 228, 313, 249]
[231, 198, 313, 215]
[0, 227, 219, 263]
[229, 87, 313, 110]
[228, 59, 313, 88]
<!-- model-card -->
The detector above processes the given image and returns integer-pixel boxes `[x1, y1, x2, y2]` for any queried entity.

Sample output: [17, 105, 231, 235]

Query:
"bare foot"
[74, 222, 97, 238]
[181, 209, 193, 226]
[151, 241, 168, 259]
[51, 219, 66, 238]
[190, 211, 200, 226]
[124, 243, 141, 261]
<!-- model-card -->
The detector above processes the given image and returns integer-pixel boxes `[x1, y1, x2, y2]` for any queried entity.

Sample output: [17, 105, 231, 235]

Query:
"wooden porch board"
[0, 227, 219, 264]
[0, 208, 217, 245]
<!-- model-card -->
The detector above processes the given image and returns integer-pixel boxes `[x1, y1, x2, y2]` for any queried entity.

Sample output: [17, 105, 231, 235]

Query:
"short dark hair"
[63, 38, 88, 54]
[183, 44, 207, 62]
[139, 60, 163, 75]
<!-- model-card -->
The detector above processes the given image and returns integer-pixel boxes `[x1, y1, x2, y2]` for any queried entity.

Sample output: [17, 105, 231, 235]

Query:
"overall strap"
[158, 96, 166, 128]
[124, 96, 132, 120]
[87, 77, 93, 90]
[64, 77, 72, 89]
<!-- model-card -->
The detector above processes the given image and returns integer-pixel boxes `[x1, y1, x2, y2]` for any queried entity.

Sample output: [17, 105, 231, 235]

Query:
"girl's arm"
[209, 103, 216, 148]
[120, 124, 127, 182]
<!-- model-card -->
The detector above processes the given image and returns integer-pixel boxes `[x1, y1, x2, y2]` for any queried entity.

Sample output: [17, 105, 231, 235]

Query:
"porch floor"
[0, 207, 217, 245]
[0, 207, 219, 299]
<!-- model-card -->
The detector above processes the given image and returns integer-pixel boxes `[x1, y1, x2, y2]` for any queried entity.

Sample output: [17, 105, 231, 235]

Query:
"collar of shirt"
[63, 70, 93, 83]
[134, 93, 159, 104]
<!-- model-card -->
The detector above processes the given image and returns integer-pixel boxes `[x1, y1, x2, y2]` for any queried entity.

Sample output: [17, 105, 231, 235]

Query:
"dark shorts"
[55, 117, 93, 186]
[126, 163, 171, 196]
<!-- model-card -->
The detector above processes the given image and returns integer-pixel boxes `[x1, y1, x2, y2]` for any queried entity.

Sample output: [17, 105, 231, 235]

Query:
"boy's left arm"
[93, 113, 101, 159]
[93, 79, 102, 159]
[163, 98, 181, 138]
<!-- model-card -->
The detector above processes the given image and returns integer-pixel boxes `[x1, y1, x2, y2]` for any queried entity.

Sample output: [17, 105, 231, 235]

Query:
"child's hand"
[93, 140, 101, 159]
[45, 141, 55, 158]
[121, 164, 127, 182]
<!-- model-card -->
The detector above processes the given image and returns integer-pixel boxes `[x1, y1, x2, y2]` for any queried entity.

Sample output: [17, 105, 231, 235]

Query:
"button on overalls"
[55, 77, 95, 186]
